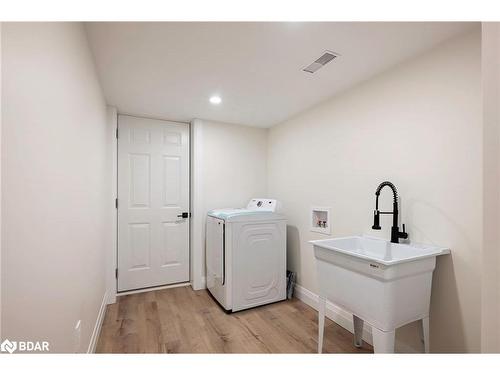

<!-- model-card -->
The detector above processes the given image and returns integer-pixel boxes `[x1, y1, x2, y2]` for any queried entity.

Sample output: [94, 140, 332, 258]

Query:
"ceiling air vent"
[303, 51, 339, 73]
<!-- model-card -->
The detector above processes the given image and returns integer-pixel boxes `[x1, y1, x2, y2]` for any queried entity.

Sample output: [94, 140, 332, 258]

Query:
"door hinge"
[115, 268, 118, 279]
[115, 198, 118, 209]
[116, 128, 119, 139]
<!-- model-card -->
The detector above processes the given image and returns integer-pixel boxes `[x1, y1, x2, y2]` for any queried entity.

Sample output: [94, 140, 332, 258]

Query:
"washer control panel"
[246, 198, 278, 212]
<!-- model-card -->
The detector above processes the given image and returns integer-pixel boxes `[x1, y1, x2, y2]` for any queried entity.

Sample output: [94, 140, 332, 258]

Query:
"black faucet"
[371, 181, 408, 244]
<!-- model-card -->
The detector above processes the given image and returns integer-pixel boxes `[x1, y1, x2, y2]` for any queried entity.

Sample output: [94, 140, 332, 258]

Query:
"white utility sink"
[310, 236, 449, 353]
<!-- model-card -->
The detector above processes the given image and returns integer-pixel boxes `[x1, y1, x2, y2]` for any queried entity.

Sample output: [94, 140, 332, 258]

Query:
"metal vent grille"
[303, 51, 339, 73]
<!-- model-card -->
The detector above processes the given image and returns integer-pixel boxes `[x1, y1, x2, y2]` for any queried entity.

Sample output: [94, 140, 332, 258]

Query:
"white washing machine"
[206, 199, 287, 312]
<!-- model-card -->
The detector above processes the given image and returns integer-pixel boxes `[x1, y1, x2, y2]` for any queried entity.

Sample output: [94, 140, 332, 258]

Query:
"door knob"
[177, 212, 189, 218]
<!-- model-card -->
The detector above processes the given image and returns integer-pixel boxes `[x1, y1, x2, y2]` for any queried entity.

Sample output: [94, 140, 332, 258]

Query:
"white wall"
[268, 29, 482, 352]
[481, 22, 500, 353]
[0, 22, 3, 340]
[190, 119, 268, 289]
[1, 23, 109, 352]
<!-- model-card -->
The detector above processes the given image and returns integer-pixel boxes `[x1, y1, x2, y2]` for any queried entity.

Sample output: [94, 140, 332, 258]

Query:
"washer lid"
[208, 208, 285, 222]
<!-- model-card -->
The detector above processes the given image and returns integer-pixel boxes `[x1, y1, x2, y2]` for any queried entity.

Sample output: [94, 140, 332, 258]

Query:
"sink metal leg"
[318, 296, 326, 353]
[371, 327, 396, 353]
[419, 316, 430, 353]
[353, 315, 364, 348]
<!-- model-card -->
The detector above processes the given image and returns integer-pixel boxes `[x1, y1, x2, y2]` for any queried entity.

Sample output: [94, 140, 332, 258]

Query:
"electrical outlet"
[74, 320, 82, 353]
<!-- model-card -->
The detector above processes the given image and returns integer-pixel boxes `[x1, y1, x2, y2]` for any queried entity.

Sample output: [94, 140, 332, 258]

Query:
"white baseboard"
[294, 284, 373, 345]
[294, 284, 420, 353]
[87, 291, 108, 353]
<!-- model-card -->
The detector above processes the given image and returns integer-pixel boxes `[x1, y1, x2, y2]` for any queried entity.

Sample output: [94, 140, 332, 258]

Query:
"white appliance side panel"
[206, 216, 230, 309]
[232, 220, 286, 311]
[206, 216, 222, 288]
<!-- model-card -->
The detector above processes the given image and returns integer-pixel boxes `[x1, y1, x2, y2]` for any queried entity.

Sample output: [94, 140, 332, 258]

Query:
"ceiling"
[85, 22, 476, 128]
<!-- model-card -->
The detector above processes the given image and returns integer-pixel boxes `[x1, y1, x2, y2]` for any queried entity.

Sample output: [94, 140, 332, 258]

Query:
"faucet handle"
[400, 224, 409, 239]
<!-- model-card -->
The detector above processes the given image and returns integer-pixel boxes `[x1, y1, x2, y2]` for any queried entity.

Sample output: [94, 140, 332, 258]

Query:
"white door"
[117, 115, 189, 292]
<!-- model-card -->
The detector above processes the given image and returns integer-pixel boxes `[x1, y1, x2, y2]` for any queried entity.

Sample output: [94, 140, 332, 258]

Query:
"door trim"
[189, 119, 206, 290]
[107, 106, 118, 305]
[118, 111, 190, 125]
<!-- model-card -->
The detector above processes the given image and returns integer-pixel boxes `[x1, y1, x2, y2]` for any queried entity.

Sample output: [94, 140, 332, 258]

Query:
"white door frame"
[107, 106, 118, 304]
[0, 22, 3, 338]
[106, 108, 192, 302]
[189, 119, 206, 291]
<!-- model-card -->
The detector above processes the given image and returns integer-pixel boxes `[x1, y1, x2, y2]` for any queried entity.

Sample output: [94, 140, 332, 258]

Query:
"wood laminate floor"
[96, 286, 373, 354]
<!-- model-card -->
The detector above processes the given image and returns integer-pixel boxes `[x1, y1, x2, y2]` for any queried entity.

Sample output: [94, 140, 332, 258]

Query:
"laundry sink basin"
[310, 236, 450, 353]
[312, 236, 449, 266]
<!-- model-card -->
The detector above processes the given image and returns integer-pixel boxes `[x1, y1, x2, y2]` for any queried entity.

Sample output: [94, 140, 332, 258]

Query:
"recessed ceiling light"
[209, 95, 222, 105]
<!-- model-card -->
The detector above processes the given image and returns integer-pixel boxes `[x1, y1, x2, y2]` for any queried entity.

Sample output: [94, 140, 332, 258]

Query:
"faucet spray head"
[372, 210, 381, 230]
